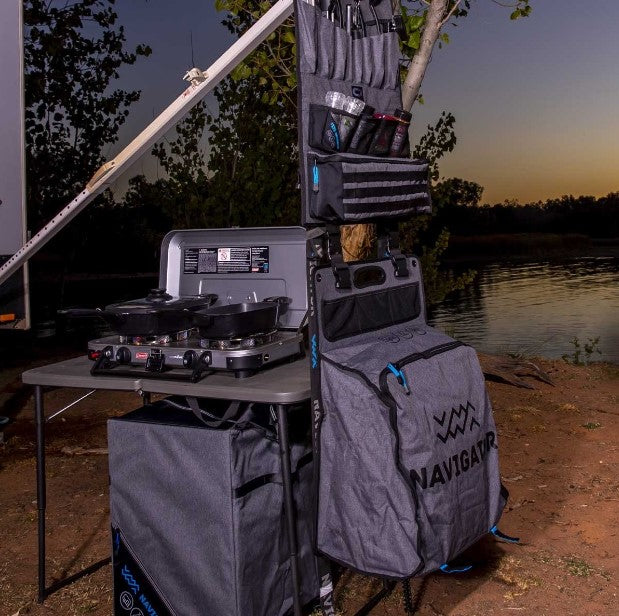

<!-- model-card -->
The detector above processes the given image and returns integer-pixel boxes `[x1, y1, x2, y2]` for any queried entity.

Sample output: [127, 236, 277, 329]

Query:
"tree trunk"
[345, 0, 448, 258]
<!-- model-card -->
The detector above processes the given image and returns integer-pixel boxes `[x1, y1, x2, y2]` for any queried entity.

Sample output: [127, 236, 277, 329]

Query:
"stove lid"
[159, 227, 308, 330]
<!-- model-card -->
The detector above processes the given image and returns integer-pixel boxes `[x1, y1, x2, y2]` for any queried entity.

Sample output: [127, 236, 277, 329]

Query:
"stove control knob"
[116, 347, 132, 364]
[183, 350, 198, 368]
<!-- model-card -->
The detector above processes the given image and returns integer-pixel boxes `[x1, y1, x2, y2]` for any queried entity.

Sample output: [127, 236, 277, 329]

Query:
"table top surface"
[22, 355, 311, 404]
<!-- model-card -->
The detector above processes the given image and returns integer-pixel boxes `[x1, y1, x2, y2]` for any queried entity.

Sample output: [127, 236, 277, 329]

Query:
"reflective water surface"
[428, 254, 619, 363]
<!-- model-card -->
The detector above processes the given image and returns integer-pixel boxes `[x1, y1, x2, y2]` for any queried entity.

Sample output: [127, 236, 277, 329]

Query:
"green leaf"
[408, 31, 421, 50]
[282, 30, 296, 45]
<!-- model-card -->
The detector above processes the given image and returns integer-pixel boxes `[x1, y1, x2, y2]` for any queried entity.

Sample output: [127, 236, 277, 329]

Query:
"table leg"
[275, 403, 303, 616]
[35, 385, 46, 603]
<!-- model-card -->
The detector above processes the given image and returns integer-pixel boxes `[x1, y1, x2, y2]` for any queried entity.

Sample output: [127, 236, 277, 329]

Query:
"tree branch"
[440, 0, 461, 27]
[401, 0, 448, 111]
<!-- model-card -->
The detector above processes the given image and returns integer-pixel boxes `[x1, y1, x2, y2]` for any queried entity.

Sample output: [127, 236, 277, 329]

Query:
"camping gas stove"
[87, 227, 307, 380]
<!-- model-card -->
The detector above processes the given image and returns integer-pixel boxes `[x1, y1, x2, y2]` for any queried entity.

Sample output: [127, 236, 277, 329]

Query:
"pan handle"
[57, 308, 126, 329]
[58, 308, 110, 318]
[264, 296, 290, 318]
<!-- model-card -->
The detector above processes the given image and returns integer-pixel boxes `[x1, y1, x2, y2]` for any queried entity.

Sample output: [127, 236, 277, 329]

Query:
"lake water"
[26, 252, 619, 365]
[428, 253, 619, 364]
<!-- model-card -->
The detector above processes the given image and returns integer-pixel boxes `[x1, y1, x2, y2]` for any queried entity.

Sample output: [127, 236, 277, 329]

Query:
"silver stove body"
[88, 227, 307, 379]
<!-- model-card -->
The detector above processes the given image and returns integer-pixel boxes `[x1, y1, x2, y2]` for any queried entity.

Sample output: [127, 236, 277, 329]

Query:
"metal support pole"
[0, 0, 295, 286]
[275, 403, 303, 616]
[34, 385, 46, 603]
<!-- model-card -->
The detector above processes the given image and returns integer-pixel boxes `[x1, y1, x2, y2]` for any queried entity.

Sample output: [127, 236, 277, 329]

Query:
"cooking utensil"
[327, 0, 344, 27]
[194, 296, 290, 339]
[353, 0, 367, 37]
[60, 288, 218, 336]
[369, 0, 382, 33]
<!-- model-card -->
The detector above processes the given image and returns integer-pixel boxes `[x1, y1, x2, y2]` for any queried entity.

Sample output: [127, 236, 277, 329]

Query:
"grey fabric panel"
[109, 403, 319, 615]
[108, 416, 235, 615]
[317, 359, 421, 577]
[386, 346, 505, 572]
[231, 429, 318, 615]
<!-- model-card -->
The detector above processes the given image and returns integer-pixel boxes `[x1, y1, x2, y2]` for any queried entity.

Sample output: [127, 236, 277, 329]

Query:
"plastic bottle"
[389, 109, 412, 158]
[347, 105, 376, 154]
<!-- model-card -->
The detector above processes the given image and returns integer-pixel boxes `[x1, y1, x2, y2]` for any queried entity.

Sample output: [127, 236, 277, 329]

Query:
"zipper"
[379, 341, 465, 395]
[393, 340, 464, 370]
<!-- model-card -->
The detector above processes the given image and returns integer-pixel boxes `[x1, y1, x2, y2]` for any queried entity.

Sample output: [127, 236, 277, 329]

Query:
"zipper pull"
[386, 363, 410, 395]
[312, 159, 319, 193]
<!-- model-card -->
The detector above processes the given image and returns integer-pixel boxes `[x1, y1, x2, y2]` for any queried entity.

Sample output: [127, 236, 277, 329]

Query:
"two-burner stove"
[87, 227, 308, 381]
[88, 329, 304, 380]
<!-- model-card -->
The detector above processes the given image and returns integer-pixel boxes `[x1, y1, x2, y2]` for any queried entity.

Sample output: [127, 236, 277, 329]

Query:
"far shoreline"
[444, 233, 619, 264]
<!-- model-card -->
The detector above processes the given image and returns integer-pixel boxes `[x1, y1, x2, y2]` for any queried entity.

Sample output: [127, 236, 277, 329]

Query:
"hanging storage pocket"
[322, 282, 421, 341]
[308, 104, 360, 153]
[309, 153, 431, 222]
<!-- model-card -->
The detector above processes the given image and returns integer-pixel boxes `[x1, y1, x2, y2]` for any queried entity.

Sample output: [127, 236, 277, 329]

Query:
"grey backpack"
[309, 256, 509, 578]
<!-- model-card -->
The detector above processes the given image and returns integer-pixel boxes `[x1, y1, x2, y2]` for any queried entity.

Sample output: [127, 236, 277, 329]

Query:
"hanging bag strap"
[162, 396, 243, 428]
[185, 396, 242, 428]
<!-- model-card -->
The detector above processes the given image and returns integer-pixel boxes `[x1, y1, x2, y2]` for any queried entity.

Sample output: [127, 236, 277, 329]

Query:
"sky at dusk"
[107, 0, 619, 204]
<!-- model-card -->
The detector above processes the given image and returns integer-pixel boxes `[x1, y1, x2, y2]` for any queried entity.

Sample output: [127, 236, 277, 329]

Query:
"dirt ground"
[0, 355, 617, 616]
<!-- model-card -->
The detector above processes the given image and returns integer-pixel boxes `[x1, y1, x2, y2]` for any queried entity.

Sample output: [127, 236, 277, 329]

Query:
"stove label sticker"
[183, 247, 269, 274]
[183, 248, 217, 274]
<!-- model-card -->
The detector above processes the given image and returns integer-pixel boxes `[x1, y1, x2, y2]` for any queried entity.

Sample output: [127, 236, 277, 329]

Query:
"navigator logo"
[433, 401, 480, 443]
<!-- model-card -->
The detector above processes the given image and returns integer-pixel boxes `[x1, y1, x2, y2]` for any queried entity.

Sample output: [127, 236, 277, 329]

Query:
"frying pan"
[193, 296, 290, 339]
[59, 289, 218, 336]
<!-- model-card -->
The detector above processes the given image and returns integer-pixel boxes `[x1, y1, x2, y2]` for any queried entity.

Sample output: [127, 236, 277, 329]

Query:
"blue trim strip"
[440, 563, 473, 574]
[490, 526, 520, 544]
[311, 335, 319, 369]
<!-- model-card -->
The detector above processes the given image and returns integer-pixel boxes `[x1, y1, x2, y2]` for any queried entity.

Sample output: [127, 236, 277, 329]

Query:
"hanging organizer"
[294, 0, 512, 592]
[295, 0, 431, 225]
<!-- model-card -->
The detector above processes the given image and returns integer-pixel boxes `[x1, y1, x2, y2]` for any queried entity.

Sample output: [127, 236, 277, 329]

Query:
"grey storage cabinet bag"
[310, 257, 508, 578]
[108, 399, 318, 616]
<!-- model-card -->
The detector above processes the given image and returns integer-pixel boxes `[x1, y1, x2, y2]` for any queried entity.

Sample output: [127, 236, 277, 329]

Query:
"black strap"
[233, 451, 314, 498]
[376, 223, 409, 278]
[326, 224, 351, 289]
[185, 397, 242, 428]
[342, 184, 428, 200]
[342, 170, 428, 184]
[402, 578, 415, 615]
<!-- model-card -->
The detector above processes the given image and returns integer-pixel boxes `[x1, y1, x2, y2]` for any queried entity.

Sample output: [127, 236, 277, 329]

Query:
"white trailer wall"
[0, 0, 29, 329]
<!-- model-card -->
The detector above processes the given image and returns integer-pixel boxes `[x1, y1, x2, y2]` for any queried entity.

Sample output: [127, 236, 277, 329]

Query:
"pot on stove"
[60, 288, 218, 336]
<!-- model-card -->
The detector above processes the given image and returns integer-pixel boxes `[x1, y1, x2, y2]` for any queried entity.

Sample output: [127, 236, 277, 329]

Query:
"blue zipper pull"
[312, 159, 319, 193]
[386, 363, 410, 395]
[329, 121, 341, 151]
